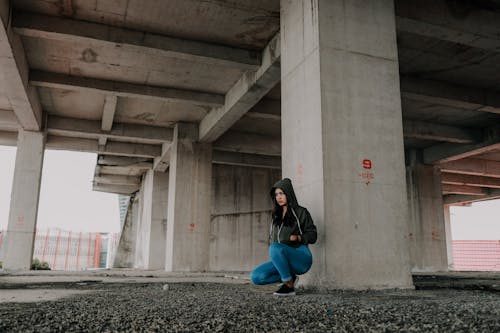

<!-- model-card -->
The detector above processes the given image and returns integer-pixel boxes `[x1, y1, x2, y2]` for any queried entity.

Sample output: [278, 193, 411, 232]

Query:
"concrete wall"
[406, 163, 449, 271]
[209, 164, 281, 271]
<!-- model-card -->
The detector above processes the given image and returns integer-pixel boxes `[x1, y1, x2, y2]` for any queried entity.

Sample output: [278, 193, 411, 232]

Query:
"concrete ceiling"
[0, 0, 499, 204]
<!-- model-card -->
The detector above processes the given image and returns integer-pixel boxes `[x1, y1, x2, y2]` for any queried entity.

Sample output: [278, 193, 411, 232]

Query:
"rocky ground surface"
[0, 280, 498, 332]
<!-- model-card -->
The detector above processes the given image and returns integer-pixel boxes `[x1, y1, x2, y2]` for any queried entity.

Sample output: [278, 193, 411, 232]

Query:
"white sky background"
[0, 146, 120, 233]
[0, 146, 500, 238]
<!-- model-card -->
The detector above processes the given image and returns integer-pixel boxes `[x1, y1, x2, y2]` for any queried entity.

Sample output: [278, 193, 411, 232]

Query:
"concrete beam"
[101, 95, 117, 136]
[97, 155, 152, 167]
[97, 165, 151, 177]
[440, 158, 500, 178]
[0, 130, 17, 146]
[400, 76, 500, 115]
[45, 136, 161, 158]
[13, 11, 260, 70]
[442, 173, 500, 189]
[0, 8, 42, 130]
[423, 134, 500, 164]
[444, 189, 500, 205]
[47, 115, 173, 145]
[94, 174, 141, 186]
[213, 131, 281, 156]
[245, 111, 281, 122]
[199, 33, 280, 142]
[0, 109, 19, 130]
[93, 183, 140, 195]
[442, 184, 487, 196]
[153, 143, 172, 172]
[30, 70, 224, 106]
[403, 119, 481, 144]
[396, 0, 500, 51]
[212, 150, 281, 169]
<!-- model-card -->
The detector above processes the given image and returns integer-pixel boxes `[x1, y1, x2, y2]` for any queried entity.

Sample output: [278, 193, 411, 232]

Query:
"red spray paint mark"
[363, 159, 372, 169]
[189, 223, 195, 232]
[408, 232, 414, 241]
[359, 159, 375, 185]
[17, 216, 24, 225]
[297, 164, 304, 175]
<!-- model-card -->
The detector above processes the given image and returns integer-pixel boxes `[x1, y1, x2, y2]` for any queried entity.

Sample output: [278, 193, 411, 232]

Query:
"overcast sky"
[0, 146, 120, 233]
[1, 145, 499, 239]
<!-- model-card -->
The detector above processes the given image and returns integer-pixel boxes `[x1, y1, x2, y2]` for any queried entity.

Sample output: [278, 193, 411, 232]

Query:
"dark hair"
[271, 190, 293, 226]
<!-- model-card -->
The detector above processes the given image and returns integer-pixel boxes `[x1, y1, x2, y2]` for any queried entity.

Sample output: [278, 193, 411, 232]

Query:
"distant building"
[0, 229, 119, 270]
[118, 195, 130, 229]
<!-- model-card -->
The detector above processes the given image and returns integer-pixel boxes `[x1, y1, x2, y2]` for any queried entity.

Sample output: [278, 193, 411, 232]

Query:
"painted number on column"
[358, 159, 375, 186]
[363, 159, 372, 169]
[17, 216, 25, 225]
[189, 223, 195, 232]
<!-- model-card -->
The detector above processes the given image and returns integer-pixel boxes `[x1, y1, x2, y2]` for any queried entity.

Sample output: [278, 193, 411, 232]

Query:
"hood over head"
[270, 178, 299, 208]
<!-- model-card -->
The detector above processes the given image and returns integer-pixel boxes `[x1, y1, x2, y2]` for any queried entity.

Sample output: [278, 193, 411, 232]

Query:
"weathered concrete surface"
[113, 197, 138, 268]
[3, 130, 45, 270]
[166, 123, 212, 271]
[0, 273, 498, 332]
[134, 170, 168, 270]
[210, 164, 280, 271]
[0, 289, 93, 303]
[281, 0, 412, 289]
[413, 271, 500, 292]
[406, 163, 450, 271]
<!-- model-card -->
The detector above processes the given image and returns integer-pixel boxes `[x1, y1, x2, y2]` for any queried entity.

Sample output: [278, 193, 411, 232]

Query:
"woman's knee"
[250, 270, 265, 285]
[294, 257, 313, 275]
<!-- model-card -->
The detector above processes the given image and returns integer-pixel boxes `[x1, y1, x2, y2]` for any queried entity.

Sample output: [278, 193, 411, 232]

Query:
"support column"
[406, 162, 449, 271]
[281, 0, 412, 288]
[166, 123, 212, 271]
[113, 196, 138, 268]
[443, 205, 454, 270]
[3, 130, 45, 270]
[135, 169, 168, 270]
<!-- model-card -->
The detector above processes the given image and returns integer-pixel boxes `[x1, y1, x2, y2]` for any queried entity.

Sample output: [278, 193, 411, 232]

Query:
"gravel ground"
[0, 282, 498, 332]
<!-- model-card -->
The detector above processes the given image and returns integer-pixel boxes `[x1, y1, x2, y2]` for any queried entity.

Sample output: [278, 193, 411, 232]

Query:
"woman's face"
[275, 188, 287, 206]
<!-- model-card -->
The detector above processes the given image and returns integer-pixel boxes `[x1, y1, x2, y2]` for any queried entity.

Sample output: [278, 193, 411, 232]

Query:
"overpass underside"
[0, 0, 499, 289]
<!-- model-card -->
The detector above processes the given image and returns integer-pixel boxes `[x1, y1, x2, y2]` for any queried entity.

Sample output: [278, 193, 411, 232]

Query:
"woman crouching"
[250, 178, 317, 296]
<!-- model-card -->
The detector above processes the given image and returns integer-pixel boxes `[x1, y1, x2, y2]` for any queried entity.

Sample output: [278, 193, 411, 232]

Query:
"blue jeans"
[250, 243, 313, 285]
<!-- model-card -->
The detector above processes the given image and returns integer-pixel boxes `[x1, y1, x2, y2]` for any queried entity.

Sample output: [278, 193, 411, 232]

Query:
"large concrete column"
[166, 123, 212, 271]
[406, 162, 450, 271]
[281, 0, 412, 288]
[134, 169, 169, 270]
[3, 130, 45, 270]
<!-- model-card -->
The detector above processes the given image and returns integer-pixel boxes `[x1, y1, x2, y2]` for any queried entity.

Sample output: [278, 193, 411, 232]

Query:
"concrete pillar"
[135, 169, 169, 270]
[443, 205, 454, 270]
[133, 185, 146, 268]
[280, 0, 412, 289]
[3, 130, 45, 270]
[406, 163, 449, 271]
[113, 196, 138, 268]
[166, 123, 212, 271]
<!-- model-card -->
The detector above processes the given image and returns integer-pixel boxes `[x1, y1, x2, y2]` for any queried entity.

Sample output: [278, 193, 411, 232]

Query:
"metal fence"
[0, 229, 119, 271]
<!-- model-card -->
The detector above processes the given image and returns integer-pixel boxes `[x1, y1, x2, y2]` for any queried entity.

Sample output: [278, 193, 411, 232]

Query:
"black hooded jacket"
[269, 178, 317, 248]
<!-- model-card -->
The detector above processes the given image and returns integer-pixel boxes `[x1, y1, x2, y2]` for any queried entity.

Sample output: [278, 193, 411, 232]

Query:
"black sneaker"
[273, 283, 296, 296]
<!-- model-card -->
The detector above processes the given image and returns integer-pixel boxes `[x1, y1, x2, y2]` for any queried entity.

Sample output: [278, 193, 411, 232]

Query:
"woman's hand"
[290, 235, 301, 242]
